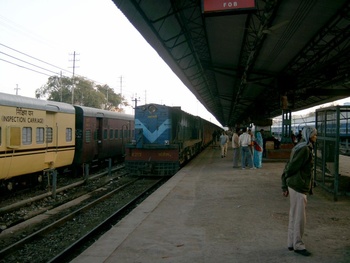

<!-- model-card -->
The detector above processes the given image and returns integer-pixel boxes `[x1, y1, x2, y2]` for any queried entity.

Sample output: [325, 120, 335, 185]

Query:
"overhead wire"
[0, 50, 60, 76]
[0, 42, 119, 89]
[0, 14, 55, 49]
[0, 42, 73, 76]
[0, 58, 51, 77]
[0, 14, 122, 92]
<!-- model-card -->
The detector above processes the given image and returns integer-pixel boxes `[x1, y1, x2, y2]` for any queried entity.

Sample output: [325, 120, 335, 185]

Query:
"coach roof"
[74, 105, 133, 120]
[0, 92, 75, 114]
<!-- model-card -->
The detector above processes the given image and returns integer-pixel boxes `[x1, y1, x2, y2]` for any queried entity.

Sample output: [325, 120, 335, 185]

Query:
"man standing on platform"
[232, 128, 240, 168]
[239, 127, 253, 169]
[281, 126, 317, 257]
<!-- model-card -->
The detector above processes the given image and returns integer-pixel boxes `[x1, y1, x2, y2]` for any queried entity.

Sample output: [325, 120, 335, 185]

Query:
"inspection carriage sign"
[1, 107, 44, 124]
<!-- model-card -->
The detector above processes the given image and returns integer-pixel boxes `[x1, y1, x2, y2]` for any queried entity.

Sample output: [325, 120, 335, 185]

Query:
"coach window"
[36, 127, 45, 144]
[66, 128, 73, 142]
[114, 129, 118, 139]
[86, 130, 91, 143]
[104, 129, 108, 140]
[109, 129, 114, 140]
[22, 127, 32, 145]
[46, 127, 53, 143]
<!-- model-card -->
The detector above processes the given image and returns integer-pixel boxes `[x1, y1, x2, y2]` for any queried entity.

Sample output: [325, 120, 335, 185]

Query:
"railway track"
[0, 164, 126, 231]
[0, 175, 166, 263]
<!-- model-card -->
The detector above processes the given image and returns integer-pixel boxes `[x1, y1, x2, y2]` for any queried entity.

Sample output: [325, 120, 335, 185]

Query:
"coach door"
[45, 111, 57, 165]
[97, 116, 103, 153]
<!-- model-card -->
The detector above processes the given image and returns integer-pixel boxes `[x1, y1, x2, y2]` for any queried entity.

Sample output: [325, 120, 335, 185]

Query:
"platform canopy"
[112, 0, 350, 127]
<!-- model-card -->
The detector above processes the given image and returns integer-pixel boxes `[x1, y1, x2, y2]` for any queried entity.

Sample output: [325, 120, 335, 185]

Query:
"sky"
[1, 0, 349, 128]
[0, 0, 222, 126]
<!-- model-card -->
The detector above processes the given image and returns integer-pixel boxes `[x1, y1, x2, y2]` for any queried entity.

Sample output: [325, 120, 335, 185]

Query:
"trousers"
[240, 146, 252, 168]
[288, 187, 307, 250]
[220, 143, 227, 157]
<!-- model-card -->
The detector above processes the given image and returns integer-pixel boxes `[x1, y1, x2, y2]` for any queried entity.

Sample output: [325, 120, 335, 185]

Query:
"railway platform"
[72, 147, 350, 263]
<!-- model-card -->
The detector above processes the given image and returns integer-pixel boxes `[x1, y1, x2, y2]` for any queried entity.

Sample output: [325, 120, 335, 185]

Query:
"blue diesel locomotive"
[125, 103, 221, 176]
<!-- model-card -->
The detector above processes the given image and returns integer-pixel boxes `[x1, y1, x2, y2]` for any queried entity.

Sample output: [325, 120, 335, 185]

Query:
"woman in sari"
[254, 130, 263, 168]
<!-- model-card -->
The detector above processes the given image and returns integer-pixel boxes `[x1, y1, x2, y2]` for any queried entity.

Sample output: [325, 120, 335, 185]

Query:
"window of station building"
[22, 127, 32, 145]
[103, 129, 108, 140]
[109, 129, 114, 140]
[85, 130, 92, 143]
[114, 129, 119, 139]
[36, 127, 45, 144]
[46, 127, 53, 143]
[66, 128, 73, 142]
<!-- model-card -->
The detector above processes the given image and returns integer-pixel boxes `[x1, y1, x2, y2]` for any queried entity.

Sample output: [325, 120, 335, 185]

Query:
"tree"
[96, 84, 128, 111]
[36, 75, 72, 102]
[36, 75, 129, 110]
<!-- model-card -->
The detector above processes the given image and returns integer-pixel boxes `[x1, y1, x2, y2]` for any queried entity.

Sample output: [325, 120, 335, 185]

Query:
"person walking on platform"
[281, 126, 317, 257]
[232, 128, 240, 168]
[239, 127, 253, 169]
[219, 131, 228, 158]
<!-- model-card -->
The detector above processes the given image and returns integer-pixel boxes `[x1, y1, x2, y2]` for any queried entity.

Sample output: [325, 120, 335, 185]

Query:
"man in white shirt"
[239, 127, 253, 169]
[232, 128, 240, 168]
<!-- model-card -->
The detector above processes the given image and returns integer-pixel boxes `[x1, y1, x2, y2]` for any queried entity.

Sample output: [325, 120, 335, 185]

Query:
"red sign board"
[203, 0, 256, 13]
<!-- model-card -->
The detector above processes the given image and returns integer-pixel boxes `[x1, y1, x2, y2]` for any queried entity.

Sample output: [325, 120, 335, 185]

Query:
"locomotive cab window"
[66, 128, 73, 142]
[22, 127, 32, 145]
[36, 127, 45, 144]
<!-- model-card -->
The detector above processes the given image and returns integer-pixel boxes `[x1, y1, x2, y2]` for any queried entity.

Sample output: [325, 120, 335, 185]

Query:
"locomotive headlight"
[164, 140, 169, 145]
[148, 105, 157, 113]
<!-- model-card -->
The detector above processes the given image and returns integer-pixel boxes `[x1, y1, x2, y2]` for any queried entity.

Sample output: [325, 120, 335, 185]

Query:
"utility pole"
[106, 85, 109, 110]
[132, 94, 140, 111]
[55, 72, 63, 102]
[60, 71, 63, 102]
[14, 84, 20, 95]
[119, 75, 123, 95]
[69, 51, 79, 105]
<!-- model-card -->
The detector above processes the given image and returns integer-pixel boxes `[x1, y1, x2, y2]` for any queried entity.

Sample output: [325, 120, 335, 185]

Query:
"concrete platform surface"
[72, 147, 350, 263]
